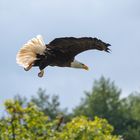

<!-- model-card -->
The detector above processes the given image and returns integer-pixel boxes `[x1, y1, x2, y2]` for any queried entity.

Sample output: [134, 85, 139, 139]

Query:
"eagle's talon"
[38, 70, 44, 78]
[24, 68, 28, 71]
[24, 63, 33, 71]
[24, 67, 30, 71]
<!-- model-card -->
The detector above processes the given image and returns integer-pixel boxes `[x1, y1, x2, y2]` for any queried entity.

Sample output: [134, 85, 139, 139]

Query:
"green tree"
[121, 92, 140, 140]
[73, 77, 123, 132]
[31, 88, 67, 119]
[73, 77, 140, 140]
[0, 100, 49, 139]
[9, 77, 140, 140]
[0, 100, 121, 140]
[126, 92, 140, 121]
[14, 88, 67, 120]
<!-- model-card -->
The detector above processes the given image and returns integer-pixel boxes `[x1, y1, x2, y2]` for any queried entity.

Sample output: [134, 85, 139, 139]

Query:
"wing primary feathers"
[92, 38, 111, 53]
[105, 44, 111, 53]
[101, 42, 111, 53]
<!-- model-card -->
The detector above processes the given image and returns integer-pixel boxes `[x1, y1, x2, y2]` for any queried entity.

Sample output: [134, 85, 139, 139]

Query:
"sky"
[0, 0, 140, 114]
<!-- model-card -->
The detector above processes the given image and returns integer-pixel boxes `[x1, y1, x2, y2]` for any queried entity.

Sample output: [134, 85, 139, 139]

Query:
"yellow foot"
[38, 70, 44, 78]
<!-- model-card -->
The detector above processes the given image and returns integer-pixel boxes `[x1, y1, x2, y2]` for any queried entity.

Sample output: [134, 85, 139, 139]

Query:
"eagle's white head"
[70, 60, 89, 70]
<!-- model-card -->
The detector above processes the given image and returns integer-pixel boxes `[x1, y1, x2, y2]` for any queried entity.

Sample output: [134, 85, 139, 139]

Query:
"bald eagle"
[16, 35, 110, 77]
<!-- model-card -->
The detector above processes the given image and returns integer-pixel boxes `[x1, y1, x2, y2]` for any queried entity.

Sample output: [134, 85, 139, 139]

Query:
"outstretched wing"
[48, 37, 111, 57]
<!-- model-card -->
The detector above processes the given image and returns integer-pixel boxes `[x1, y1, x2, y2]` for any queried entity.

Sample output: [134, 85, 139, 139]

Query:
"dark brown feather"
[48, 37, 111, 57]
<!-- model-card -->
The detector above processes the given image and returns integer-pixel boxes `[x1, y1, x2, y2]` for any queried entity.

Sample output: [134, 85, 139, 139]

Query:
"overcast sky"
[0, 0, 140, 113]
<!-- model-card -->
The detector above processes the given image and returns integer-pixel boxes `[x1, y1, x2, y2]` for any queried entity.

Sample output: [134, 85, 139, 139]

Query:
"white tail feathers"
[16, 35, 46, 68]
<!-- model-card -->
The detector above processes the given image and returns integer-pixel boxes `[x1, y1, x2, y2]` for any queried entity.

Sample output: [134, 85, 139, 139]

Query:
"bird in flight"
[16, 35, 110, 77]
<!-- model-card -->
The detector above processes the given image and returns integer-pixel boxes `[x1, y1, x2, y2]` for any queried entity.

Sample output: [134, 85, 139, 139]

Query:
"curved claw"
[24, 67, 31, 71]
[38, 70, 44, 78]
[24, 63, 33, 71]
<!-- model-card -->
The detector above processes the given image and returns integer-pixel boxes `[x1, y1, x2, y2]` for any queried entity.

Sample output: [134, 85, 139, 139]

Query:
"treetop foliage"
[1, 76, 140, 140]
[73, 76, 140, 140]
[0, 100, 121, 140]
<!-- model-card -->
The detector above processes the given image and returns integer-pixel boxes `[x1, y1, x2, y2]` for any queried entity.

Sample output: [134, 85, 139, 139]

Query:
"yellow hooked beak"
[83, 64, 89, 71]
